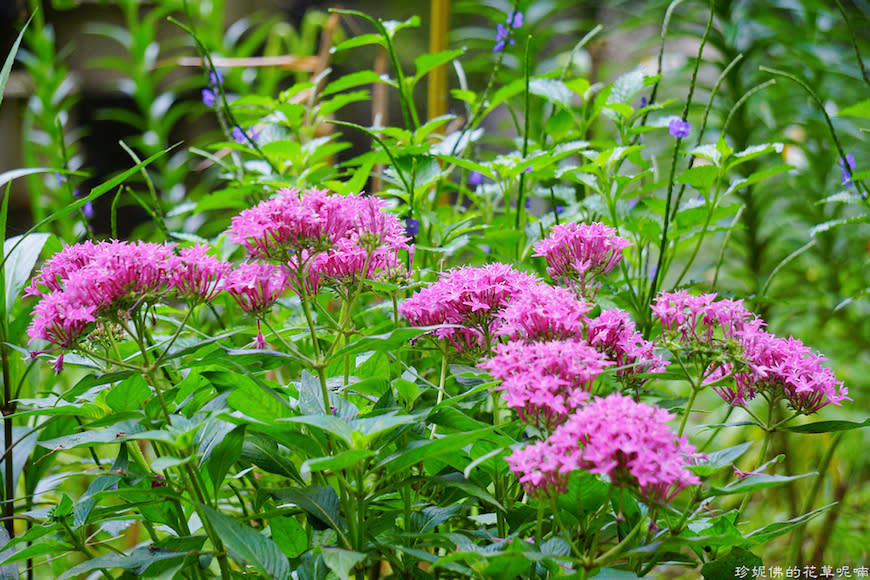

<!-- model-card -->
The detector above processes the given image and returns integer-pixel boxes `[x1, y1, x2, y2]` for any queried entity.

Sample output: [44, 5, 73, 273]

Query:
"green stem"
[787, 432, 844, 563]
[298, 282, 330, 413]
[592, 513, 646, 566]
[678, 382, 700, 438]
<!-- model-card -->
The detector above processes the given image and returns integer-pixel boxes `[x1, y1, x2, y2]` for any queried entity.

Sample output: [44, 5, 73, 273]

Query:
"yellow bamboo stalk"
[427, 0, 450, 123]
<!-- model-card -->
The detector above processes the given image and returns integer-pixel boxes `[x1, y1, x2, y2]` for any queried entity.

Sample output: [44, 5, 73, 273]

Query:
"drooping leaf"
[270, 516, 308, 559]
[199, 505, 290, 580]
[321, 548, 366, 580]
[267, 487, 347, 538]
[3, 233, 49, 312]
[700, 547, 762, 580]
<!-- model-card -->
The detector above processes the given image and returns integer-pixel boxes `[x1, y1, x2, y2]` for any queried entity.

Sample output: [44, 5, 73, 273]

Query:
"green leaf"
[413, 49, 465, 83]
[701, 547, 762, 580]
[838, 99, 870, 119]
[241, 436, 303, 483]
[281, 415, 354, 447]
[226, 375, 293, 424]
[410, 505, 460, 534]
[689, 442, 753, 477]
[331, 33, 385, 52]
[745, 503, 834, 544]
[0, 12, 33, 110]
[203, 424, 245, 494]
[321, 70, 383, 97]
[528, 78, 574, 109]
[270, 516, 307, 559]
[333, 327, 432, 358]
[675, 165, 719, 191]
[199, 505, 290, 580]
[106, 374, 150, 413]
[0, 168, 54, 194]
[267, 487, 346, 536]
[57, 546, 185, 579]
[302, 449, 374, 478]
[780, 418, 870, 433]
[322, 548, 366, 580]
[710, 472, 815, 496]
[3, 233, 49, 312]
[378, 426, 495, 475]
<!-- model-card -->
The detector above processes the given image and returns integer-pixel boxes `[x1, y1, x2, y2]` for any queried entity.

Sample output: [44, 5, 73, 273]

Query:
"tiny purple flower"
[524, 198, 531, 209]
[522, 165, 532, 174]
[201, 88, 216, 108]
[232, 127, 243, 143]
[55, 171, 67, 186]
[209, 71, 223, 87]
[468, 171, 484, 187]
[493, 11, 523, 52]
[669, 118, 690, 139]
[404, 217, 420, 237]
[555, 205, 564, 214]
[839, 154, 856, 187]
[639, 96, 648, 108]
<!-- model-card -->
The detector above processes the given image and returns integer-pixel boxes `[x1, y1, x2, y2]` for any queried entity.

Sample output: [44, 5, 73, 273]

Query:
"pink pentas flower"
[229, 188, 412, 293]
[495, 283, 591, 342]
[171, 244, 232, 301]
[26, 241, 183, 372]
[480, 339, 611, 429]
[652, 291, 848, 414]
[222, 262, 290, 314]
[399, 263, 539, 354]
[507, 393, 701, 501]
[587, 308, 668, 384]
[651, 290, 756, 344]
[533, 222, 632, 298]
[712, 325, 849, 414]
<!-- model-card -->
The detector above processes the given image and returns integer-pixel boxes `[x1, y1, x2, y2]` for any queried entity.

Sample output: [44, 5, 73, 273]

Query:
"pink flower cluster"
[480, 340, 611, 429]
[228, 188, 411, 292]
[399, 263, 539, 353]
[533, 222, 632, 297]
[26, 241, 230, 371]
[506, 393, 700, 501]
[651, 290, 754, 344]
[495, 284, 590, 342]
[587, 308, 669, 380]
[652, 291, 848, 414]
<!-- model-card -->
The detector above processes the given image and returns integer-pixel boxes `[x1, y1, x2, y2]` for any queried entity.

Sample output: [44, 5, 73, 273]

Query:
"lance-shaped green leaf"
[780, 418, 870, 434]
[199, 505, 290, 580]
[689, 442, 753, 477]
[709, 472, 815, 496]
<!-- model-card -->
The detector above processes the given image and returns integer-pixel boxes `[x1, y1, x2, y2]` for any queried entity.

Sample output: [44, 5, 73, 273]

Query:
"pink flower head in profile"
[222, 262, 290, 314]
[711, 326, 849, 414]
[26, 241, 182, 372]
[651, 290, 755, 344]
[171, 244, 232, 301]
[652, 291, 848, 415]
[399, 263, 538, 354]
[533, 222, 632, 298]
[228, 188, 412, 293]
[480, 339, 611, 429]
[495, 283, 591, 342]
[507, 393, 700, 501]
[587, 308, 668, 384]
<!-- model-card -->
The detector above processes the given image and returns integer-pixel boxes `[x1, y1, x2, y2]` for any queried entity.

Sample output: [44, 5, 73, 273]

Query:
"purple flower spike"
[669, 118, 690, 138]
[201, 88, 216, 108]
[493, 11, 523, 52]
[839, 154, 856, 187]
